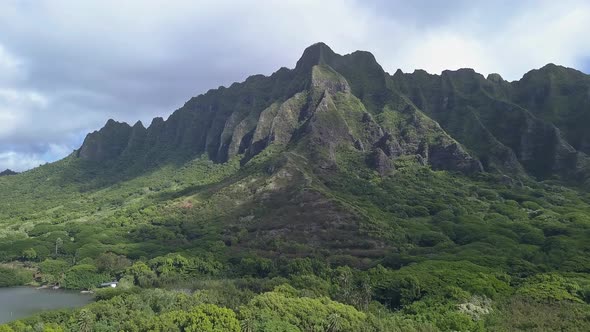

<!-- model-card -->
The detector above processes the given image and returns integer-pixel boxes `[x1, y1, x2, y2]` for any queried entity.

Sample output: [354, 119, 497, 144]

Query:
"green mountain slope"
[2, 43, 590, 331]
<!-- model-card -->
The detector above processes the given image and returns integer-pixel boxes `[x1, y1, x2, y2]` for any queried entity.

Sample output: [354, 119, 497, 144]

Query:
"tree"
[150, 304, 240, 331]
[327, 313, 343, 332]
[0, 267, 31, 287]
[241, 286, 369, 332]
[55, 237, 63, 256]
[127, 261, 157, 287]
[39, 259, 69, 285]
[77, 309, 95, 332]
[64, 264, 109, 289]
[22, 248, 37, 261]
[96, 252, 131, 275]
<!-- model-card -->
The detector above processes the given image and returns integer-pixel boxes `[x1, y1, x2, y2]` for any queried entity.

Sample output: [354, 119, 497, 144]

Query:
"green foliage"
[63, 264, 109, 290]
[127, 261, 157, 287]
[485, 296, 590, 331]
[95, 252, 131, 275]
[39, 259, 69, 285]
[21, 248, 38, 261]
[517, 273, 584, 303]
[148, 304, 240, 332]
[0, 266, 32, 287]
[369, 261, 511, 310]
[240, 285, 370, 332]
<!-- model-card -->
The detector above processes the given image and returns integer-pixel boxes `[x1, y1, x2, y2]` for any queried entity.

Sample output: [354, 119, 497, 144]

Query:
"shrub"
[64, 264, 109, 290]
[0, 266, 32, 287]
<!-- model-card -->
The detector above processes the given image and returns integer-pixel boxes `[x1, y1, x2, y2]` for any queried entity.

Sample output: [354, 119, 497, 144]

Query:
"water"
[0, 287, 93, 323]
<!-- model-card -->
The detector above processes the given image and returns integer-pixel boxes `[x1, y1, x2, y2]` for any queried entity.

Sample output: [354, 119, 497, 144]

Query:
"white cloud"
[0, 151, 45, 172]
[0, 144, 74, 172]
[0, 44, 23, 81]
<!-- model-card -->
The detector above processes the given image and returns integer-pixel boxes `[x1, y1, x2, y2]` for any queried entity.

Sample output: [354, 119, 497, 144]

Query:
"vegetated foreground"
[1, 43, 590, 331]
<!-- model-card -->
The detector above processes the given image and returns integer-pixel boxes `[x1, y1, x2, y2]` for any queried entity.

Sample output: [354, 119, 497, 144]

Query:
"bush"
[0, 266, 32, 287]
[64, 264, 109, 290]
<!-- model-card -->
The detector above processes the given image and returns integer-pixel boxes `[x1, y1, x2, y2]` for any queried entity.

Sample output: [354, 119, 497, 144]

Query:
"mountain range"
[77, 43, 590, 188]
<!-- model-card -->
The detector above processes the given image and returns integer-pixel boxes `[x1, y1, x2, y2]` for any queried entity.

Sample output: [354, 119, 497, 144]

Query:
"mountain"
[391, 65, 590, 181]
[77, 43, 590, 185]
[2, 43, 590, 331]
[0, 169, 18, 176]
[4, 41, 590, 260]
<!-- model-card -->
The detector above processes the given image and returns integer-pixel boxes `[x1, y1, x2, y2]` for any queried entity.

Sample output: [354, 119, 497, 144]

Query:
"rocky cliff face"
[511, 64, 590, 155]
[390, 65, 589, 181]
[76, 43, 590, 184]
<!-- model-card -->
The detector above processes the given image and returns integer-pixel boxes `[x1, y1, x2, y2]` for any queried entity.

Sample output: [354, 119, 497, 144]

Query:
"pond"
[0, 287, 93, 324]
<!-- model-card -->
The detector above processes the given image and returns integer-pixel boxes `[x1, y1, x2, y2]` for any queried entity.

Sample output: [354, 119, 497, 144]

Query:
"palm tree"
[77, 309, 95, 332]
[326, 313, 343, 332]
[55, 237, 63, 255]
[240, 318, 255, 332]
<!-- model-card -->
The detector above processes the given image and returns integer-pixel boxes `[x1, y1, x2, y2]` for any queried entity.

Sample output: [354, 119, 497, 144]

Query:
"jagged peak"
[0, 169, 18, 176]
[487, 73, 505, 83]
[102, 118, 131, 130]
[149, 117, 165, 128]
[295, 42, 338, 71]
[411, 69, 432, 76]
[519, 63, 588, 81]
[347, 49, 378, 63]
[539, 63, 563, 71]
[441, 68, 479, 76]
[132, 120, 145, 129]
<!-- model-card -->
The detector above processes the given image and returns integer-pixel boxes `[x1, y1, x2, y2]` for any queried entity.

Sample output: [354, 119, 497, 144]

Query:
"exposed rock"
[77, 119, 133, 162]
[368, 148, 394, 175]
[228, 114, 257, 159]
[374, 133, 403, 158]
[428, 143, 484, 173]
[353, 139, 365, 151]
[310, 65, 351, 95]
[486, 73, 505, 83]
[267, 92, 307, 145]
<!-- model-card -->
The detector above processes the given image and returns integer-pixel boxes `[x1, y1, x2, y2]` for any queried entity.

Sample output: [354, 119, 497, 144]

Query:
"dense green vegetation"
[2, 43, 590, 331]
[2, 151, 590, 331]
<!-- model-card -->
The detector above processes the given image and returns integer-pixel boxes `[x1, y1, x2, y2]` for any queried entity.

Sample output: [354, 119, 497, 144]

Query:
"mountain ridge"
[75, 43, 590, 186]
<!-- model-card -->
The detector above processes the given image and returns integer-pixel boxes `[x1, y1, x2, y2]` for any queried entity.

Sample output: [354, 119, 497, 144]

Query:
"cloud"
[0, 144, 72, 172]
[0, 0, 589, 171]
[0, 151, 45, 172]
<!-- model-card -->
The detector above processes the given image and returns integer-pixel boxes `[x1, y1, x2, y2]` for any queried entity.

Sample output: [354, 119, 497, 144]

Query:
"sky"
[1, 0, 589, 171]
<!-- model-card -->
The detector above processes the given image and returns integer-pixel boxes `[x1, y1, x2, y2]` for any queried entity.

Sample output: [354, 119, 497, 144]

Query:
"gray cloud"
[0, 0, 589, 171]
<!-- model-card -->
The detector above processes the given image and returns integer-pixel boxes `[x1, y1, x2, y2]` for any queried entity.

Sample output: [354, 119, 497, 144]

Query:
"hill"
[1, 43, 590, 331]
